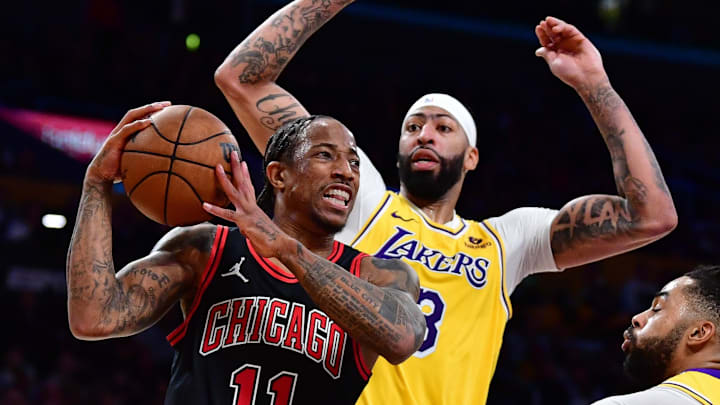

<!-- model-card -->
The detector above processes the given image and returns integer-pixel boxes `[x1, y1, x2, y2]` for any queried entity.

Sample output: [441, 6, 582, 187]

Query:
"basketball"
[120, 105, 240, 226]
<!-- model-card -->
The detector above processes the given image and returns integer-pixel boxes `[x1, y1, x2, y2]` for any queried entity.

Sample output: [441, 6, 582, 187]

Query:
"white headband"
[403, 93, 476, 146]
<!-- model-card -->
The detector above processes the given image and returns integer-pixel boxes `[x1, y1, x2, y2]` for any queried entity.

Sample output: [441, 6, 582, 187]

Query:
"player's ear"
[266, 161, 287, 191]
[687, 320, 715, 348]
[464, 146, 479, 172]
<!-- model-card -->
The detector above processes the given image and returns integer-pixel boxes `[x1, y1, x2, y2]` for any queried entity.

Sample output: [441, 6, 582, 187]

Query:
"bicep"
[108, 224, 214, 337]
[550, 194, 653, 269]
[104, 251, 193, 337]
[220, 83, 310, 154]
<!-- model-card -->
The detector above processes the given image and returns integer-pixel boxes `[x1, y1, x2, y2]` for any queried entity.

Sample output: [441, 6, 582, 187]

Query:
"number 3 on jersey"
[415, 287, 446, 358]
[230, 364, 298, 405]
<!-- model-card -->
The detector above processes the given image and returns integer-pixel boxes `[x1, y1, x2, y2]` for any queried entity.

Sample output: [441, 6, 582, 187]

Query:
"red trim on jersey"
[327, 241, 343, 262]
[167, 225, 229, 346]
[350, 253, 368, 277]
[352, 338, 372, 381]
[247, 239, 299, 284]
[246, 239, 347, 284]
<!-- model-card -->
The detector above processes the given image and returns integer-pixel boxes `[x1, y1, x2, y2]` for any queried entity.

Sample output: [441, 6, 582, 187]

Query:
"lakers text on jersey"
[353, 192, 511, 405]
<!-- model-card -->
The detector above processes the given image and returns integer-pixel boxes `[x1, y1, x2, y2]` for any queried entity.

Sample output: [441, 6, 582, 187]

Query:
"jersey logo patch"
[391, 211, 415, 222]
[221, 257, 250, 283]
[464, 236, 492, 249]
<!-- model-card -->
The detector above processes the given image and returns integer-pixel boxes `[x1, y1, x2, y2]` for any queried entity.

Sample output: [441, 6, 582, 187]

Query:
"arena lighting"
[42, 214, 67, 229]
[186, 33, 200, 51]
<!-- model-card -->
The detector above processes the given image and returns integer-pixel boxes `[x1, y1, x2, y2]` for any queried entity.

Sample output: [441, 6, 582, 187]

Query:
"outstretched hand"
[86, 102, 171, 184]
[535, 16, 607, 90]
[203, 151, 288, 258]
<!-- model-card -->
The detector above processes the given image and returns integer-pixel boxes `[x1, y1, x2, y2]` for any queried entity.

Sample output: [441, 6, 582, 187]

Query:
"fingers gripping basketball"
[120, 105, 240, 226]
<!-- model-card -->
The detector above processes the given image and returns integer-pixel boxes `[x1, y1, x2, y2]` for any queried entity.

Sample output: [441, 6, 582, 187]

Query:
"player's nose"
[631, 310, 648, 329]
[331, 157, 355, 181]
[417, 124, 437, 145]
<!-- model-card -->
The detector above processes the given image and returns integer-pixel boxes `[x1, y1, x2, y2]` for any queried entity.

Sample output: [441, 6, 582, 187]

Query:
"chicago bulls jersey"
[164, 225, 372, 405]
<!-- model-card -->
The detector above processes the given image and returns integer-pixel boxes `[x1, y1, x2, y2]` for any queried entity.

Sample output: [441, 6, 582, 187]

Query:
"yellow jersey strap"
[659, 370, 720, 405]
[350, 191, 394, 246]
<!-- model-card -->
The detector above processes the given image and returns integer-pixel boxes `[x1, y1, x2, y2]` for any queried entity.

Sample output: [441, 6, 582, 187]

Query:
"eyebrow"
[408, 113, 458, 123]
[310, 143, 358, 156]
[654, 291, 669, 299]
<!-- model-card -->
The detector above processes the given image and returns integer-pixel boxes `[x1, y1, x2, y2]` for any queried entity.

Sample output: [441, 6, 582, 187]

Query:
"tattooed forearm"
[256, 93, 302, 131]
[255, 219, 278, 241]
[229, 0, 351, 84]
[580, 81, 670, 198]
[551, 81, 676, 262]
[66, 179, 193, 339]
[289, 243, 425, 361]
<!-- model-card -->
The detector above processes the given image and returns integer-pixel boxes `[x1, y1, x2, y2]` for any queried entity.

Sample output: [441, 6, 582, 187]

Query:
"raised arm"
[215, 0, 353, 154]
[66, 104, 211, 340]
[203, 152, 426, 364]
[535, 17, 677, 269]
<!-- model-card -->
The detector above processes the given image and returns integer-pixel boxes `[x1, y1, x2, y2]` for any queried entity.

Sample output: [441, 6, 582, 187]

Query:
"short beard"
[623, 323, 686, 388]
[397, 149, 465, 202]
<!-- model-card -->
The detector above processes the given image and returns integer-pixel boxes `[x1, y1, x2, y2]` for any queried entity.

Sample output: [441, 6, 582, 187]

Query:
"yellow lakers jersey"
[353, 191, 511, 405]
[659, 370, 720, 404]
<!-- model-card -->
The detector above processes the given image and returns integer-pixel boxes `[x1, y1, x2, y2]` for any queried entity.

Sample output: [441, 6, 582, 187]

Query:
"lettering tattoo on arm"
[551, 196, 635, 254]
[292, 243, 425, 357]
[255, 93, 302, 131]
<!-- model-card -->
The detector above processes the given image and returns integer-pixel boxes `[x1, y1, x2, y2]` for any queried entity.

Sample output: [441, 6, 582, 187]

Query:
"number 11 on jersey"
[230, 364, 298, 405]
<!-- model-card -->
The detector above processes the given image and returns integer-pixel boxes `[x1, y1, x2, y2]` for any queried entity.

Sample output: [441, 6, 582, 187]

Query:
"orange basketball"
[120, 105, 239, 226]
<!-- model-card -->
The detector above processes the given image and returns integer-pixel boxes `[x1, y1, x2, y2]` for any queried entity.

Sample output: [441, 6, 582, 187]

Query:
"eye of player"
[406, 122, 421, 133]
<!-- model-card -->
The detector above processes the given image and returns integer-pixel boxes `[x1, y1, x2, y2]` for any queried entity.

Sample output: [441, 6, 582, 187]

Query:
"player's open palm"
[534, 16, 606, 89]
[86, 102, 170, 183]
[204, 150, 284, 258]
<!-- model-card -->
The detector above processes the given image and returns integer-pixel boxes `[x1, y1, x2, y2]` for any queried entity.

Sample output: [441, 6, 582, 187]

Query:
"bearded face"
[397, 148, 465, 202]
[622, 322, 686, 387]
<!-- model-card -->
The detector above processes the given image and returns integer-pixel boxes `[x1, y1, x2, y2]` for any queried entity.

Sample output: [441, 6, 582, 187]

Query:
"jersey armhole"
[352, 338, 372, 381]
[350, 253, 368, 277]
[481, 220, 512, 320]
[166, 225, 229, 346]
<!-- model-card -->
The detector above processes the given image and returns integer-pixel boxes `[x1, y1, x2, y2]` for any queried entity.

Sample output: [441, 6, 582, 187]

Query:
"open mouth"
[411, 148, 440, 169]
[322, 184, 352, 208]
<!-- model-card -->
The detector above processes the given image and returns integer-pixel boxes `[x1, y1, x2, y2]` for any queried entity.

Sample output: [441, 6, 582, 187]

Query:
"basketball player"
[592, 265, 720, 404]
[215, 3, 678, 404]
[66, 104, 426, 404]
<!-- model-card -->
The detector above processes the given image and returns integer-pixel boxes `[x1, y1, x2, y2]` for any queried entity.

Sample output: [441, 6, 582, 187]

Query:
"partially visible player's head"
[622, 265, 720, 387]
[258, 115, 359, 234]
[398, 94, 479, 202]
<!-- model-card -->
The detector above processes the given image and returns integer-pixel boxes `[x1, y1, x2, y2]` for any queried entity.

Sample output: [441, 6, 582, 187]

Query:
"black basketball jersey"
[164, 225, 372, 405]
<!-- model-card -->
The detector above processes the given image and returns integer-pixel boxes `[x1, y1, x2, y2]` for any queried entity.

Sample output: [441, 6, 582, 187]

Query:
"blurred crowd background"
[1, 0, 718, 404]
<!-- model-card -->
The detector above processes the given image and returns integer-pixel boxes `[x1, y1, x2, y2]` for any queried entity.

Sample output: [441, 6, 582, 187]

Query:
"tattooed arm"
[66, 104, 212, 340]
[203, 151, 425, 364]
[535, 17, 677, 269]
[215, 0, 353, 153]
[284, 245, 424, 365]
